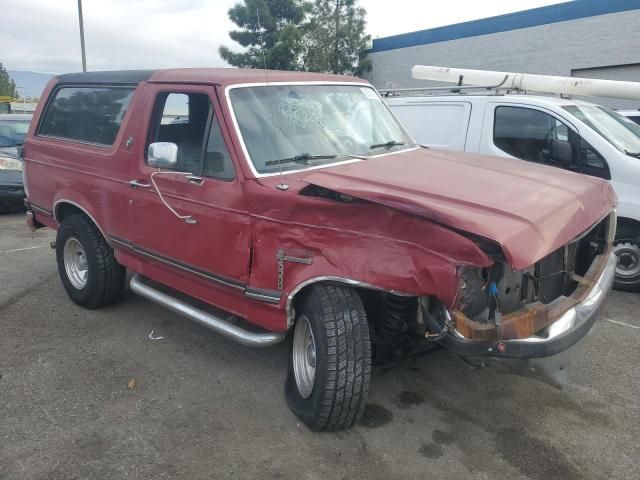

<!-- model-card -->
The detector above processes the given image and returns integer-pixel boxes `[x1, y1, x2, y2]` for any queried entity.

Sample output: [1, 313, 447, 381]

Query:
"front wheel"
[613, 225, 640, 292]
[285, 284, 371, 431]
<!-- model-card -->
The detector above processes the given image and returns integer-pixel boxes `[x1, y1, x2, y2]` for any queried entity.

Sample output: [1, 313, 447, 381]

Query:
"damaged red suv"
[23, 69, 617, 431]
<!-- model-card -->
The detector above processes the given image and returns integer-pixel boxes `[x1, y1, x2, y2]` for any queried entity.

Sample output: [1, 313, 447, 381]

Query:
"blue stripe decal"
[372, 0, 640, 52]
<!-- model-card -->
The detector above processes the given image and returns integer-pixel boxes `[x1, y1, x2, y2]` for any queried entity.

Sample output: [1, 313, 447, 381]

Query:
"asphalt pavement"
[1, 211, 638, 480]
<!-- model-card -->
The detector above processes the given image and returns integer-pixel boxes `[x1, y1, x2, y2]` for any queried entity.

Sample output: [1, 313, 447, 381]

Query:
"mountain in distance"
[8, 71, 54, 98]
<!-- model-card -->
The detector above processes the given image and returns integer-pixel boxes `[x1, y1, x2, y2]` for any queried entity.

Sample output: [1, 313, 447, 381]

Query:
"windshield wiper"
[625, 150, 640, 158]
[265, 153, 337, 166]
[369, 140, 405, 149]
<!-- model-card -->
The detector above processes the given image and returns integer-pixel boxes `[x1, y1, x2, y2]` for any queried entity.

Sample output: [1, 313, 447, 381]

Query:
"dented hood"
[301, 148, 616, 269]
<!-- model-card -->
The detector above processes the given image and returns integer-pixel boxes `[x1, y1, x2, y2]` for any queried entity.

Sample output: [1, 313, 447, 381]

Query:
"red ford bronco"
[23, 69, 616, 431]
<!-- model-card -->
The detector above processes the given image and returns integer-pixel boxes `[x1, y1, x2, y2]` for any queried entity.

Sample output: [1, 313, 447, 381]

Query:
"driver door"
[124, 84, 251, 292]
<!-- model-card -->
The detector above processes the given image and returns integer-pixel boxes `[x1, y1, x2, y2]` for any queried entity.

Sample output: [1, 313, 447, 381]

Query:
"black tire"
[285, 284, 371, 431]
[613, 224, 640, 292]
[56, 214, 125, 308]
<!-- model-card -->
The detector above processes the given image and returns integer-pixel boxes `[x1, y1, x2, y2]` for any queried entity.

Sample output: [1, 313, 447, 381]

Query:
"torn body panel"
[242, 179, 493, 314]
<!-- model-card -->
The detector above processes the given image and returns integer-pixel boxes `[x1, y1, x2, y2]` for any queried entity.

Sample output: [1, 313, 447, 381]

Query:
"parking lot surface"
[1, 211, 639, 480]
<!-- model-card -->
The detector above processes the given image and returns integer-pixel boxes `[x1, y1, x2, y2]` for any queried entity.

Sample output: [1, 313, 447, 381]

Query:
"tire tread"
[303, 284, 371, 432]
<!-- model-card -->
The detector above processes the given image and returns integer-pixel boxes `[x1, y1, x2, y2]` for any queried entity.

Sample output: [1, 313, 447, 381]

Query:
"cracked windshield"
[229, 84, 414, 174]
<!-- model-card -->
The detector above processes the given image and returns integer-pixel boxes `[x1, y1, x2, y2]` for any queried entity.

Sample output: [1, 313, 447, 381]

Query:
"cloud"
[2, 0, 237, 73]
[3, 0, 561, 74]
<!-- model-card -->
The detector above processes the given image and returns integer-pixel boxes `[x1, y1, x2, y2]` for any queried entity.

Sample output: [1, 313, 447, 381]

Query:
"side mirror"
[148, 142, 178, 168]
[550, 139, 573, 166]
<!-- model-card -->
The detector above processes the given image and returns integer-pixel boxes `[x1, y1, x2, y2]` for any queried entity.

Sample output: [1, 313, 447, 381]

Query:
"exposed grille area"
[460, 213, 612, 321]
[531, 214, 610, 305]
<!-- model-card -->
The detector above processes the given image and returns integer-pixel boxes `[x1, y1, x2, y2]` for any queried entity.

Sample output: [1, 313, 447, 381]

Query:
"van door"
[121, 84, 251, 291]
[389, 101, 471, 150]
[480, 103, 610, 179]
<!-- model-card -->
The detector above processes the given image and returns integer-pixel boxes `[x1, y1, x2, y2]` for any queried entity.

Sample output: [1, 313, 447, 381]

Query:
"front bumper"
[440, 252, 616, 360]
[0, 170, 26, 205]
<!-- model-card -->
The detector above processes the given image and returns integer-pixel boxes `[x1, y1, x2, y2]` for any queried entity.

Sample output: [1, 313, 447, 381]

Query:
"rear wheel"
[613, 224, 640, 292]
[56, 214, 125, 308]
[285, 284, 371, 431]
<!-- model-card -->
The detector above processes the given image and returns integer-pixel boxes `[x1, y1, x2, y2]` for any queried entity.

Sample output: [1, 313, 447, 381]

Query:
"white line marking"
[0, 246, 45, 254]
[148, 330, 165, 340]
[605, 319, 640, 330]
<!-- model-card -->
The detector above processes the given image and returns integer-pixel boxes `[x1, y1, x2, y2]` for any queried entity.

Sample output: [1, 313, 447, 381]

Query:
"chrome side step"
[129, 275, 285, 347]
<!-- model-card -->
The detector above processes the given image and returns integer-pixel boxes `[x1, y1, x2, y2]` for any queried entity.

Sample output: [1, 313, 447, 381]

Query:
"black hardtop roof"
[55, 70, 156, 85]
[54, 68, 364, 87]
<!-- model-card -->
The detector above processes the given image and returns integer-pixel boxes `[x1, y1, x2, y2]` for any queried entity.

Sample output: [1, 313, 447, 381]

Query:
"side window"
[38, 86, 134, 145]
[579, 138, 606, 169]
[493, 106, 578, 170]
[149, 92, 211, 174]
[148, 92, 235, 180]
[576, 136, 610, 179]
[203, 116, 235, 180]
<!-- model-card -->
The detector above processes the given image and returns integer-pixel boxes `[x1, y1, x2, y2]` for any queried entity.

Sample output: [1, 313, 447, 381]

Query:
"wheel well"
[287, 279, 417, 329]
[288, 280, 381, 328]
[54, 202, 108, 242]
[55, 202, 87, 223]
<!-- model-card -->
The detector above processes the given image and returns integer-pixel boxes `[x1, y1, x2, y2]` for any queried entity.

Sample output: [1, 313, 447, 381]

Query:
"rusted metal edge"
[452, 247, 612, 341]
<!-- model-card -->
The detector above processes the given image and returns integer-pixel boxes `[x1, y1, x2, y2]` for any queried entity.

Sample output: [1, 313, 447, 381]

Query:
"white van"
[386, 92, 640, 291]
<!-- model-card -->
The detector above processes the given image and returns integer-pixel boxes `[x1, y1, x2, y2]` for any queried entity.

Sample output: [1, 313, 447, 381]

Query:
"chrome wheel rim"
[292, 315, 316, 399]
[63, 237, 88, 289]
[613, 241, 640, 281]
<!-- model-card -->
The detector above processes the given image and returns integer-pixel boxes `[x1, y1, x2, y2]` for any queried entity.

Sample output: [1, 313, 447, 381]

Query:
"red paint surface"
[303, 149, 616, 270]
[23, 70, 616, 333]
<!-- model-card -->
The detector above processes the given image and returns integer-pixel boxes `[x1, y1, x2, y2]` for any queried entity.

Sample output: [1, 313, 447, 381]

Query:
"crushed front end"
[440, 211, 617, 386]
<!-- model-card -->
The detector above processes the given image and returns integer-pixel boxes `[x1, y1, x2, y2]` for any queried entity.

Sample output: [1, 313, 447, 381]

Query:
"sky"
[1, 0, 567, 74]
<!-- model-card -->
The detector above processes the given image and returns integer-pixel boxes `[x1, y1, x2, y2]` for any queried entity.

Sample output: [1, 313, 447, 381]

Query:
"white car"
[386, 93, 640, 291]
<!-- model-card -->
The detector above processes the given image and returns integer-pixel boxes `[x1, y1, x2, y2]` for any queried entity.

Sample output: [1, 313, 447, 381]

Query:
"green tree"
[0, 63, 18, 98]
[219, 0, 310, 71]
[302, 0, 371, 75]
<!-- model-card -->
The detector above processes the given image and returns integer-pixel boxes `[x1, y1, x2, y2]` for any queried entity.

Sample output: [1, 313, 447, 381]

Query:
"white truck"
[384, 66, 640, 291]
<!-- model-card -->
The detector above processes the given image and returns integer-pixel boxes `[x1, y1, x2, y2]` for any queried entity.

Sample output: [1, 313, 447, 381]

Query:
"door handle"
[129, 179, 151, 189]
[186, 175, 204, 185]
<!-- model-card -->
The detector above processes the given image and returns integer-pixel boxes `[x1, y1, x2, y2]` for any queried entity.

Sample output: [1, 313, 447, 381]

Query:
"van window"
[390, 102, 470, 149]
[148, 92, 235, 179]
[494, 106, 610, 179]
[563, 105, 640, 156]
[493, 106, 578, 169]
[38, 86, 134, 145]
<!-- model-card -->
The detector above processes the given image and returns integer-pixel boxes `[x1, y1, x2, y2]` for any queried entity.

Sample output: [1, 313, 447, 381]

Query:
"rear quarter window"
[38, 86, 134, 146]
[389, 102, 471, 149]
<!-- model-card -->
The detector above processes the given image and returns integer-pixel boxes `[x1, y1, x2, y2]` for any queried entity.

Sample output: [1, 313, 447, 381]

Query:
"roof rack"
[379, 75, 510, 97]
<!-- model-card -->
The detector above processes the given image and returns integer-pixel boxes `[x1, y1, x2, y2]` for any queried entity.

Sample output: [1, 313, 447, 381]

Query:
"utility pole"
[333, 0, 340, 74]
[77, 0, 87, 72]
